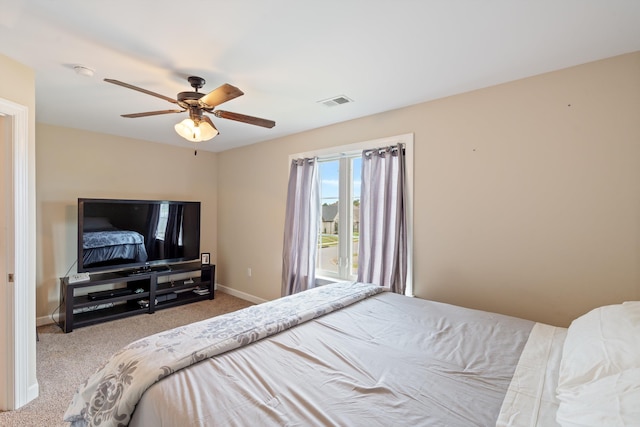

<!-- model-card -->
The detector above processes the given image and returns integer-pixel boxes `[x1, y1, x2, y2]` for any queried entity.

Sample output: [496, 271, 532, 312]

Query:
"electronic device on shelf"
[157, 293, 177, 303]
[88, 288, 133, 301]
[68, 272, 91, 284]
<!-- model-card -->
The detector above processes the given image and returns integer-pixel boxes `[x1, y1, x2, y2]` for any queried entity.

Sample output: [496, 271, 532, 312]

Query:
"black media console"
[59, 262, 215, 333]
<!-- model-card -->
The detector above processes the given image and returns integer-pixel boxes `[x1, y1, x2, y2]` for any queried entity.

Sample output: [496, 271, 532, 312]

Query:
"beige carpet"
[0, 292, 254, 426]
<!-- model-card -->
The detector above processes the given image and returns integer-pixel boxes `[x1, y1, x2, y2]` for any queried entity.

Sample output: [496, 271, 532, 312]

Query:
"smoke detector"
[73, 65, 95, 77]
[318, 95, 354, 107]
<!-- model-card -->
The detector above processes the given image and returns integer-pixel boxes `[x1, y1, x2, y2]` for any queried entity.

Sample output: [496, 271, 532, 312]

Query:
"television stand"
[59, 262, 215, 333]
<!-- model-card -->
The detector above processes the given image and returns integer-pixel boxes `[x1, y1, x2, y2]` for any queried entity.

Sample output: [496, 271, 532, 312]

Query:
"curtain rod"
[293, 143, 405, 163]
[291, 157, 317, 165]
[363, 143, 405, 157]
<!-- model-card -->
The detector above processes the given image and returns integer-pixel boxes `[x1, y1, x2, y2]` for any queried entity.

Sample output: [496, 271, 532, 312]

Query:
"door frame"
[0, 97, 36, 410]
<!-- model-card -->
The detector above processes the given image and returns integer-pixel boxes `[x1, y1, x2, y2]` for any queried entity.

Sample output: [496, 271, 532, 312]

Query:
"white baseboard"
[37, 314, 58, 327]
[216, 284, 267, 305]
[28, 382, 39, 403]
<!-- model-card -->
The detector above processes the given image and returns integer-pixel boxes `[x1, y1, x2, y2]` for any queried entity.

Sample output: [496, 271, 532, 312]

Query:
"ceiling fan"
[104, 76, 275, 143]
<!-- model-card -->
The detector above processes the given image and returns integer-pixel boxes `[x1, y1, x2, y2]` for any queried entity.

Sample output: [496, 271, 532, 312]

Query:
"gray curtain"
[357, 144, 407, 294]
[282, 157, 320, 296]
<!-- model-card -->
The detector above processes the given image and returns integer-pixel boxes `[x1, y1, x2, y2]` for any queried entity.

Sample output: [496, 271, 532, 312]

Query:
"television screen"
[77, 198, 201, 273]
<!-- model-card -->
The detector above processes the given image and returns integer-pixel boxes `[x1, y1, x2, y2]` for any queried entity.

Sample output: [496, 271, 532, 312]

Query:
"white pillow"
[556, 368, 640, 427]
[557, 302, 640, 427]
[622, 301, 640, 327]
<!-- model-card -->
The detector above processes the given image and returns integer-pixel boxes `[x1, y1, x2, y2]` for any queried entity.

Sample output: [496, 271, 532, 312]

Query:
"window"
[289, 133, 414, 292]
[154, 203, 183, 245]
[155, 203, 170, 240]
[317, 156, 361, 280]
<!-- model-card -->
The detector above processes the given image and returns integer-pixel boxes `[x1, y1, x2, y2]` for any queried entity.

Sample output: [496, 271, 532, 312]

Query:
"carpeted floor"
[0, 292, 254, 426]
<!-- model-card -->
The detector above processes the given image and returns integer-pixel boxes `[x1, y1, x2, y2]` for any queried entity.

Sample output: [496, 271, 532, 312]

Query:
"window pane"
[318, 160, 339, 275]
[155, 203, 169, 240]
[351, 157, 361, 276]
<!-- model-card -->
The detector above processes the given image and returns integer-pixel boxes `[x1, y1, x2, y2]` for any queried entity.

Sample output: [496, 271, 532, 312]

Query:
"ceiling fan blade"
[121, 109, 185, 118]
[104, 79, 178, 104]
[213, 110, 276, 128]
[200, 84, 244, 108]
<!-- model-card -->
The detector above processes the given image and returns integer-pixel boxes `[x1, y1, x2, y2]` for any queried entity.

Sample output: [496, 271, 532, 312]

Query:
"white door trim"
[0, 97, 36, 409]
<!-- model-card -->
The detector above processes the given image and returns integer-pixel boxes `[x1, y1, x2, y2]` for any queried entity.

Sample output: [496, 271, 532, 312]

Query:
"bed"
[82, 217, 148, 267]
[64, 282, 640, 427]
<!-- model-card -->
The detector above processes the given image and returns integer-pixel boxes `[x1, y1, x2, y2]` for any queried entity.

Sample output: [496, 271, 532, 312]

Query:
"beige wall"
[217, 52, 640, 327]
[35, 124, 218, 321]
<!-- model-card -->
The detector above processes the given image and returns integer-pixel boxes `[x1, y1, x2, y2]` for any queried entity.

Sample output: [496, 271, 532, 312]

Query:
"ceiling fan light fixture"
[174, 118, 218, 142]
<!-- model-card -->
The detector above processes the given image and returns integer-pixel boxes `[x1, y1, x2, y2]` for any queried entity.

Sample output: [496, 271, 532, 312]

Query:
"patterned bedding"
[83, 230, 148, 266]
[64, 282, 384, 427]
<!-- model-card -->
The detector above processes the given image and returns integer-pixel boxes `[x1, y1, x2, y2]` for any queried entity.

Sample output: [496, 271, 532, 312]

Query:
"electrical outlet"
[247, 268, 252, 277]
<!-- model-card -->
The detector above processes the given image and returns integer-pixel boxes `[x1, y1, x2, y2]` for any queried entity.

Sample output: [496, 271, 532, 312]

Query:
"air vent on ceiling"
[318, 95, 354, 107]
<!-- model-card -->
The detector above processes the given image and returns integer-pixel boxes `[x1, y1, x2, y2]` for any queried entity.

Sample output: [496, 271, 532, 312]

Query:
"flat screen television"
[77, 198, 201, 274]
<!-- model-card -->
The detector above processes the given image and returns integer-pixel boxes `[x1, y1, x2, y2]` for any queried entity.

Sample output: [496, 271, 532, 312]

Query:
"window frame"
[289, 133, 414, 295]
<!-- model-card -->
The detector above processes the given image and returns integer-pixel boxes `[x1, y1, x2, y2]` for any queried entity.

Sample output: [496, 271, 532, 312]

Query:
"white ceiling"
[1, 1, 639, 153]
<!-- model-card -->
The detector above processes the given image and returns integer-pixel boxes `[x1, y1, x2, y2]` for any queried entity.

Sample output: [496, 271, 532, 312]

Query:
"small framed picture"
[201, 252, 210, 265]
